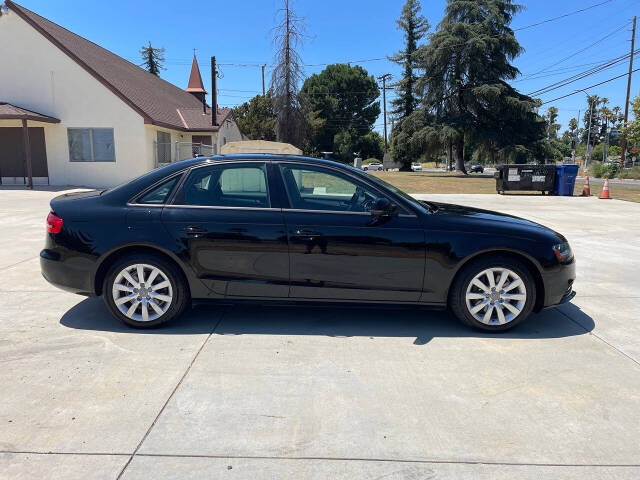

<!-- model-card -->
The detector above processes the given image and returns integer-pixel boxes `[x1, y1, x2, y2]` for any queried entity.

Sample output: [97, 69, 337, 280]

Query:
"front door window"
[279, 165, 382, 213]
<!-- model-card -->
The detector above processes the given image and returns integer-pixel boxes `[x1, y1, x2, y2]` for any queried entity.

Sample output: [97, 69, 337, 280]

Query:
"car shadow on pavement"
[61, 297, 594, 343]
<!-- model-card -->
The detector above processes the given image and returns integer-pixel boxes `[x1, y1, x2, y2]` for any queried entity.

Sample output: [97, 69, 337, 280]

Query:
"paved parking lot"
[1, 187, 639, 479]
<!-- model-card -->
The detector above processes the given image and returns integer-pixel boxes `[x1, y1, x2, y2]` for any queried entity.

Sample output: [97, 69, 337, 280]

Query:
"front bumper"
[40, 249, 94, 296]
[541, 260, 576, 308]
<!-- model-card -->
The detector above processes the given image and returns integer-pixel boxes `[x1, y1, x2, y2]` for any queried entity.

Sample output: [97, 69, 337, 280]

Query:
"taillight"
[46, 212, 63, 234]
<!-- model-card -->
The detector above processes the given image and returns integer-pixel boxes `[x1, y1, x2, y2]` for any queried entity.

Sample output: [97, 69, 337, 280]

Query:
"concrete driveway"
[1, 187, 639, 479]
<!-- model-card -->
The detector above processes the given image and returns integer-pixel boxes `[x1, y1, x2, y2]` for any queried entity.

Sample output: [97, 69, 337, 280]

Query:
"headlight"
[552, 242, 573, 263]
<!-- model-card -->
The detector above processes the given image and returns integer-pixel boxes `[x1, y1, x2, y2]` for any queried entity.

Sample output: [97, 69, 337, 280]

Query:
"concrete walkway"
[1, 189, 639, 479]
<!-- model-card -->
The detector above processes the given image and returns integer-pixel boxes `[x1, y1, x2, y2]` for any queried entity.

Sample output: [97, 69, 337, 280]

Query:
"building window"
[157, 131, 171, 164]
[192, 135, 212, 146]
[68, 128, 115, 162]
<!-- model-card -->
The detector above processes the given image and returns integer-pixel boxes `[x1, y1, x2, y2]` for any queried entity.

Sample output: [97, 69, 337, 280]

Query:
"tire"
[449, 256, 536, 332]
[103, 253, 190, 328]
[363, 167, 369, 171]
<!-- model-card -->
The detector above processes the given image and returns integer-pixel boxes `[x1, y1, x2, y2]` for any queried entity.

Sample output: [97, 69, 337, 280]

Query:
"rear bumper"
[542, 260, 576, 308]
[40, 249, 94, 296]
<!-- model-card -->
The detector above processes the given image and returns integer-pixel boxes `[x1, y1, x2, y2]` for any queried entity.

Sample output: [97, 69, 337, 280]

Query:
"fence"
[154, 142, 217, 168]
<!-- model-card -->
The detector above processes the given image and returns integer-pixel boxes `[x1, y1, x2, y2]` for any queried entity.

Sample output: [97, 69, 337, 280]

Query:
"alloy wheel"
[111, 263, 173, 322]
[464, 267, 527, 325]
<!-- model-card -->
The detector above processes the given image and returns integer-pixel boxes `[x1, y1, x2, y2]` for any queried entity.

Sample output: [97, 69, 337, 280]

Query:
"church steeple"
[185, 53, 206, 104]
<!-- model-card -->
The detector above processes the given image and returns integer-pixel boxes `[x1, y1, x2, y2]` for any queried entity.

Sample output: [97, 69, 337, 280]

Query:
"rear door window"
[136, 176, 180, 204]
[175, 163, 269, 208]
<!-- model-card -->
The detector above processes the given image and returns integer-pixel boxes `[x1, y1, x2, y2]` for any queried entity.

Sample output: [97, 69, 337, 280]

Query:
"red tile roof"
[0, 102, 61, 123]
[6, 1, 231, 132]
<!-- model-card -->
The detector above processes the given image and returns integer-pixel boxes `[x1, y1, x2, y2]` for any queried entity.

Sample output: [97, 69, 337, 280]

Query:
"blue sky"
[15, 0, 640, 134]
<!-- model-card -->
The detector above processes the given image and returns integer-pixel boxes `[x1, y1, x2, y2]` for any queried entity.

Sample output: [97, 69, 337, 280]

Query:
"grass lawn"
[371, 172, 640, 203]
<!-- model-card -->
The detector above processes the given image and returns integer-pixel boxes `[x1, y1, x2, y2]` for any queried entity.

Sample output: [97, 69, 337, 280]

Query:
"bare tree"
[270, 0, 306, 147]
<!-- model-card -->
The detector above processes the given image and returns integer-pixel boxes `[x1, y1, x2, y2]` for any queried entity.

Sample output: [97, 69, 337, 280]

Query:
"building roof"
[186, 55, 206, 94]
[6, 1, 231, 132]
[0, 102, 61, 123]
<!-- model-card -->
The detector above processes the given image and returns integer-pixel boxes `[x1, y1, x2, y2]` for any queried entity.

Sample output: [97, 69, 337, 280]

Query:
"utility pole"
[211, 56, 218, 126]
[620, 15, 636, 168]
[571, 109, 580, 165]
[261, 64, 266, 96]
[586, 97, 594, 167]
[378, 73, 392, 151]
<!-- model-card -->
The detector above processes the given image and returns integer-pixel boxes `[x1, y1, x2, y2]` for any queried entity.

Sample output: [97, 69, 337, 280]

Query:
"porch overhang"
[0, 102, 61, 123]
[0, 103, 58, 188]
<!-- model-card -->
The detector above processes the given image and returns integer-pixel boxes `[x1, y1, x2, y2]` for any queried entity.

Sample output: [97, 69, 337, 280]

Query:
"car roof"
[196, 154, 352, 170]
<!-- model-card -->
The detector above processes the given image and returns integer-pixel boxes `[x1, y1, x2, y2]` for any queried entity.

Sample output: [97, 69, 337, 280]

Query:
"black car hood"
[426, 201, 563, 242]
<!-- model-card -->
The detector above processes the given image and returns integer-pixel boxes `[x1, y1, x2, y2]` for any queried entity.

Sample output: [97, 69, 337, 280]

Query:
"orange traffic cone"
[599, 178, 611, 199]
[582, 176, 591, 197]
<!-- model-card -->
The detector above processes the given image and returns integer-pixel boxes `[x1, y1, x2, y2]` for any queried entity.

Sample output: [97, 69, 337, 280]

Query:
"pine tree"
[140, 42, 165, 76]
[415, 0, 544, 172]
[389, 0, 429, 120]
[270, 0, 306, 147]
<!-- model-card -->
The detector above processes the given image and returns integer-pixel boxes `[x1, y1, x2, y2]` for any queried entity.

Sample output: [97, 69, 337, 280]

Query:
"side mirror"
[371, 197, 397, 217]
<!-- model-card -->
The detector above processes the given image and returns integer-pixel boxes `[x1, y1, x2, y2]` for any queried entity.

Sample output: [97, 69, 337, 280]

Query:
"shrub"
[589, 161, 605, 178]
[618, 166, 640, 179]
[605, 162, 620, 178]
[363, 158, 381, 165]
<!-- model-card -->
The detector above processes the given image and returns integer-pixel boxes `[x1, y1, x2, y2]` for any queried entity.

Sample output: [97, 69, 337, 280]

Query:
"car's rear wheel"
[449, 257, 536, 332]
[103, 254, 189, 328]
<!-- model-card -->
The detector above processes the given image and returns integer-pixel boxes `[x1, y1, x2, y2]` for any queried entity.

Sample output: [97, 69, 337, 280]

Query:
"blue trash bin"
[554, 164, 579, 196]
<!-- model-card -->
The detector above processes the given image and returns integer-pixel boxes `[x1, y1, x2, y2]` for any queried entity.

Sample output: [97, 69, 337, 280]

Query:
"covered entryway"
[0, 103, 60, 187]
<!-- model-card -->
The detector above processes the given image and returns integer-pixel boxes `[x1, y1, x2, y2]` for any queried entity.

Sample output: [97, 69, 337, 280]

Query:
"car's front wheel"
[449, 257, 536, 331]
[103, 254, 189, 328]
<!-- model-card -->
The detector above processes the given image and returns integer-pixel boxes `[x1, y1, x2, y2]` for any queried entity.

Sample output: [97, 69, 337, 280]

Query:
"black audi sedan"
[41, 154, 575, 331]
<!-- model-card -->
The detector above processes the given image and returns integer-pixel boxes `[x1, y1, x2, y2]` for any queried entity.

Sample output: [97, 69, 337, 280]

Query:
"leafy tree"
[270, 0, 306, 147]
[140, 42, 165, 76]
[300, 64, 380, 160]
[331, 129, 385, 164]
[414, 0, 544, 173]
[389, 0, 429, 120]
[357, 131, 385, 160]
[547, 139, 571, 161]
[544, 106, 560, 140]
[232, 92, 277, 141]
[621, 94, 640, 148]
[390, 109, 432, 167]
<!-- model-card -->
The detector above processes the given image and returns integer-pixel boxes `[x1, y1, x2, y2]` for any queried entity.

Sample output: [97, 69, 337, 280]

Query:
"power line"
[539, 67, 639, 105]
[527, 49, 639, 96]
[527, 21, 631, 77]
[513, 0, 615, 31]
[146, 3, 624, 71]
[517, 55, 631, 80]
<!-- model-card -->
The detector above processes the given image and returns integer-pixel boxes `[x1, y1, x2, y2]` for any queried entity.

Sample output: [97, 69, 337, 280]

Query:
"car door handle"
[294, 229, 322, 237]
[181, 225, 207, 234]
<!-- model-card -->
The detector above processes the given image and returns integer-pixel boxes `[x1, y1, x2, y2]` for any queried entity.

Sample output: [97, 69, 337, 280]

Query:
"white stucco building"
[0, 1, 243, 188]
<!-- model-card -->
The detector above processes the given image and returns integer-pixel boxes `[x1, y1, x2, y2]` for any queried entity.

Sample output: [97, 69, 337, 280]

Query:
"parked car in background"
[363, 162, 383, 171]
[469, 164, 484, 173]
[411, 162, 423, 172]
[41, 154, 576, 332]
